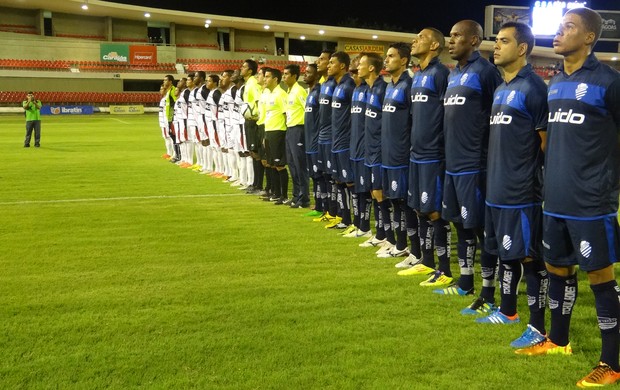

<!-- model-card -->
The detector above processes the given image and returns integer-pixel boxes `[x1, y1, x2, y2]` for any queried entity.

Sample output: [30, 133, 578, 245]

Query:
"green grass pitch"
[0, 113, 615, 389]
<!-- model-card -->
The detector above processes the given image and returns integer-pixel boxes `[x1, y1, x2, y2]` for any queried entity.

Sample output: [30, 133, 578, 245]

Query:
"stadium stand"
[0, 23, 37, 35]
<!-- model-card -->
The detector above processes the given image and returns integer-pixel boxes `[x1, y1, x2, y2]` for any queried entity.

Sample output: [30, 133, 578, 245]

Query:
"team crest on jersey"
[422, 75, 428, 87]
[391, 89, 399, 99]
[342, 169, 347, 178]
[391, 180, 398, 191]
[575, 83, 588, 100]
[371, 173, 375, 183]
[459, 73, 469, 85]
[507, 90, 516, 105]
[421, 192, 428, 204]
[461, 206, 468, 220]
[580, 240, 592, 258]
[357, 91, 365, 100]
[360, 176, 364, 185]
[327, 160, 331, 169]
[502, 235, 512, 251]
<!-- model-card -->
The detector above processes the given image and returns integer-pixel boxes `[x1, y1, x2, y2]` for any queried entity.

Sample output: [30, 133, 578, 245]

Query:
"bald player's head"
[458, 20, 483, 47]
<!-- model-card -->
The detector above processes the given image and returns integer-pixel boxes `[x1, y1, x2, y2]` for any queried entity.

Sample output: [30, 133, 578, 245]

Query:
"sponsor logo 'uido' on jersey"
[411, 92, 428, 103]
[548, 108, 585, 124]
[490, 111, 513, 125]
[443, 94, 466, 106]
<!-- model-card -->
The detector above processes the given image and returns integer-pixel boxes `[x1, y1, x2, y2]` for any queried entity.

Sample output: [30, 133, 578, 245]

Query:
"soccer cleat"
[341, 225, 358, 237]
[375, 242, 395, 256]
[377, 246, 409, 258]
[332, 222, 348, 229]
[274, 198, 290, 205]
[397, 263, 435, 276]
[476, 310, 520, 324]
[394, 256, 416, 269]
[162, 153, 171, 159]
[313, 212, 336, 222]
[305, 210, 323, 217]
[510, 325, 546, 349]
[433, 285, 474, 296]
[419, 271, 454, 287]
[324, 216, 343, 229]
[355, 230, 372, 238]
[359, 236, 386, 248]
[514, 339, 572, 356]
[577, 362, 620, 388]
[460, 296, 497, 315]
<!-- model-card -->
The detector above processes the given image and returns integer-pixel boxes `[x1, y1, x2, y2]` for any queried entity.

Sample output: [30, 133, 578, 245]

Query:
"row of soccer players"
[158, 9, 620, 387]
[158, 69, 257, 189]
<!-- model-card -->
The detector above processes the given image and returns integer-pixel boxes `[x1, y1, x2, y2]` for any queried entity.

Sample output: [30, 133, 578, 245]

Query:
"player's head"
[328, 51, 350, 77]
[494, 22, 535, 67]
[358, 52, 383, 80]
[385, 42, 411, 75]
[554, 7, 602, 55]
[207, 74, 219, 89]
[317, 50, 334, 74]
[303, 63, 318, 86]
[412, 27, 445, 58]
[194, 71, 206, 84]
[163, 75, 174, 87]
[449, 20, 483, 61]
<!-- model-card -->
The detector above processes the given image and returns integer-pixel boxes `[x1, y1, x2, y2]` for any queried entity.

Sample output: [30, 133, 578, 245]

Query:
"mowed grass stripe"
[0, 114, 611, 389]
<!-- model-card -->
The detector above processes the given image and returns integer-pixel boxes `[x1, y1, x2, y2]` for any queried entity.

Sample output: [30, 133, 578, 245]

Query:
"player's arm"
[538, 129, 547, 152]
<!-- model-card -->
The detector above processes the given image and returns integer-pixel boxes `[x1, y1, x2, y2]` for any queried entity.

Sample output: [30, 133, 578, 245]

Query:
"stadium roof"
[0, 0, 416, 42]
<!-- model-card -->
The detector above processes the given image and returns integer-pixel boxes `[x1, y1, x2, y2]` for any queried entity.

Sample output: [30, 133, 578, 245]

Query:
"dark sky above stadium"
[115, 0, 619, 35]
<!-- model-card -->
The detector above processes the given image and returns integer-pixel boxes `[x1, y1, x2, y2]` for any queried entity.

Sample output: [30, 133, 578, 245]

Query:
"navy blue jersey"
[304, 83, 321, 154]
[331, 73, 356, 152]
[318, 77, 337, 145]
[486, 64, 548, 206]
[444, 51, 502, 173]
[410, 58, 449, 161]
[365, 77, 387, 167]
[381, 72, 412, 168]
[350, 81, 369, 160]
[544, 53, 620, 219]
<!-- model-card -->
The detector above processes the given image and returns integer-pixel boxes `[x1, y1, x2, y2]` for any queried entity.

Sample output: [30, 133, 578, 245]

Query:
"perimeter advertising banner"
[599, 11, 620, 41]
[109, 105, 145, 114]
[41, 105, 94, 115]
[129, 45, 157, 65]
[100, 43, 129, 63]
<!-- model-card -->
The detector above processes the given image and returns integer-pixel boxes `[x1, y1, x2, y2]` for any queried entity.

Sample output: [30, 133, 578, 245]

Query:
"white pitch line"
[109, 118, 131, 125]
[0, 193, 245, 206]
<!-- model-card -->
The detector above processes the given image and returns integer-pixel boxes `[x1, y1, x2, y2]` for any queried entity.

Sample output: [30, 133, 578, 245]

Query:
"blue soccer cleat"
[460, 296, 497, 315]
[432, 285, 474, 296]
[476, 310, 520, 324]
[510, 324, 546, 348]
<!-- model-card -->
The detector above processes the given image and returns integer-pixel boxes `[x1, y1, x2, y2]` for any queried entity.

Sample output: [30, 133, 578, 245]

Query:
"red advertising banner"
[129, 45, 157, 65]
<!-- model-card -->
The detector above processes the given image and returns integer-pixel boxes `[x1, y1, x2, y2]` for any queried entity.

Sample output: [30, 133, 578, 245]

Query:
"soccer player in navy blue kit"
[357, 53, 395, 251]
[314, 50, 340, 224]
[515, 8, 620, 388]
[329, 51, 356, 231]
[379, 42, 420, 260]
[474, 23, 550, 350]
[434, 21, 502, 315]
[398, 28, 453, 285]
[303, 64, 324, 217]
[344, 55, 373, 238]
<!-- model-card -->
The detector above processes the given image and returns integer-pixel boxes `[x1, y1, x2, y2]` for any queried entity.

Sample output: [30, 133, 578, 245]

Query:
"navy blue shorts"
[382, 166, 408, 200]
[332, 150, 353, 184]
[408, 160, 444, 214]
[367, 164, 383, 191]
[443, 171, 485, 229]
[306, 152, 323, 179]
[318, 143, 333, 177]
[485, 204, 543, 261]
[543, 213, 620, 271]
[352, 159, 371, 193]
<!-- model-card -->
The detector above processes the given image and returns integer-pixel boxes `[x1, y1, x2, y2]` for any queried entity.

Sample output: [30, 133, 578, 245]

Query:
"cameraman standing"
[23, 91, 42, 148]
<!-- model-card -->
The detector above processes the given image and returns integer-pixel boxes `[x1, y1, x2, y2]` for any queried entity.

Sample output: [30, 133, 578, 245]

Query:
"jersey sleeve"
[527, 78, 549, 132]
[605, 77, 620, 133]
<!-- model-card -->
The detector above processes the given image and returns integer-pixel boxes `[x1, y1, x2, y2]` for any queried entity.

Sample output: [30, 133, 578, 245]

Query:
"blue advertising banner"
[41, 105, 94, 115]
